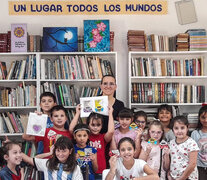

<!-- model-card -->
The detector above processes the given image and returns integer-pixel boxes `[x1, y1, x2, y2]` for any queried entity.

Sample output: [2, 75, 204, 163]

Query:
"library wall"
[1, 0, 207, 105]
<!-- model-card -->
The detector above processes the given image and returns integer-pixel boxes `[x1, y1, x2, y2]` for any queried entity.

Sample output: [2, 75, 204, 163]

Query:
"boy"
[22, 105, 72, 156]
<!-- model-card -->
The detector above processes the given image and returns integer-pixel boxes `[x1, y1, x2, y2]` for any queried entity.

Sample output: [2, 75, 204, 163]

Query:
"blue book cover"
[42, 27, 78, 52]
[84, 20, 110, 52]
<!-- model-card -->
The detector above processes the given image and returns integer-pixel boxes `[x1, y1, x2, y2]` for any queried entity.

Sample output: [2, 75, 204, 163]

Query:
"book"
[11, 23, 27, 52]
[26, 112, 48, 137]
[84, 20, 110, 52]
[42, 27, 78, 52]
[80, 96, 108, 117]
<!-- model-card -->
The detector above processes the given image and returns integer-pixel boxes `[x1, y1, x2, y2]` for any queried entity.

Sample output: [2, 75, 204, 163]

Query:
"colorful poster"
[42, 27, 78, 52]
[84, 20, 110, 52]
[26, 112, 48, 137]
[80, 96, 108, 117]
[11, 23, 27, 52]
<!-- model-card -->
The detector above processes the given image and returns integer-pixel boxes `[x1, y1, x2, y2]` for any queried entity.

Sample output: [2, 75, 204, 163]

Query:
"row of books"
[127, 30, 145, 51]
[0, 84, 36, 107]
[41, 55, 113, 80]
[131, 83, 205, 103]
[0, 112, 26, 134]
[0, 31, 11, 52]
[131, 56, 204, 77]
[41, 82, 102, 106]
[176, 33, 189, 51]
[27, 35, 42, 52]
[0, 55, 36, 80]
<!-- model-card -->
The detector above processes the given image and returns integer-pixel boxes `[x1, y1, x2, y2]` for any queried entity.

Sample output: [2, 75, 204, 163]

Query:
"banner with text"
[9, 0, 168, 15]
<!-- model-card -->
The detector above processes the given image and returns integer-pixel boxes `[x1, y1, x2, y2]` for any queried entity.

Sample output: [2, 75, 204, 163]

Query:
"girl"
[191, 106, 207, 180]
[73, 124, 98, 180]
[139, 120, 169, 179]
[22, 136, 83, 180]
[0, 141, 23, 180]
[157, 104, 175, 142]
[69, 104, 114, 178]
[110, 108, 140, 158]
[106, 137, 159, 180]
[168, 116, 199, 180]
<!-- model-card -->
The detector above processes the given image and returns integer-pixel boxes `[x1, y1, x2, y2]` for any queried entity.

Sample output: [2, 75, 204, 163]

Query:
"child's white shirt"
[34, 158, 83, 180]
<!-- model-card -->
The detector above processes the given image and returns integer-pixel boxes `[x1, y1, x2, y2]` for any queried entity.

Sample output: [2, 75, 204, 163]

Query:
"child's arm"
[21, 153, 34, 166]
[110, 135, 117, 150]
[139, 143, 152, 161]
[106, 155, 117, 180]
[163, 147, 170, 171]
[177, 151, 198, 180]
[134, 128, 143, 158]
[104, 105, 114, 143]
[35, 145, 54, 159]
[89, 152, 98, 173]
[69, 104, 81, 134]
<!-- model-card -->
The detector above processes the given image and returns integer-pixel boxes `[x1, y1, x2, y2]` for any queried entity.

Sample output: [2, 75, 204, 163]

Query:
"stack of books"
[0, 31, 11, 52]
[176, 33, 189, 51]
[186, 29, 207, 51]
[127, 30, 146, 51]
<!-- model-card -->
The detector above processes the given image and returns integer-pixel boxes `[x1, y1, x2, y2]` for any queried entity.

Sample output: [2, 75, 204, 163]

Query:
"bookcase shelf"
[0, 52, 117, 136]
[128, 51, 207, 113]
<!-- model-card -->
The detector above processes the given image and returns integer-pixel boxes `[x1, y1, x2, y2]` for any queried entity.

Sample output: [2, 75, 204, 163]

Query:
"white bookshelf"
[128, 51, 207, 115]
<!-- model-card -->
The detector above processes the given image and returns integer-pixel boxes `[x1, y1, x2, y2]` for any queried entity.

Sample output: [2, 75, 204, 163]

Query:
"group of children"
[0, 90, 207, 180]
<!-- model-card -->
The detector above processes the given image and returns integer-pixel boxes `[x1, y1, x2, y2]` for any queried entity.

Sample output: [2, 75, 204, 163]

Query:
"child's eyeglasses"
[102, 82, 115, 87]
[135, 120, 146, 124]
[149, 131, 163, 135]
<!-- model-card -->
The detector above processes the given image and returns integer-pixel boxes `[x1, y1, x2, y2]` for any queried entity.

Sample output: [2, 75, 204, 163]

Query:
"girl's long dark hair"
[197, 106, 207, 130]
[47, 136, 76, 172]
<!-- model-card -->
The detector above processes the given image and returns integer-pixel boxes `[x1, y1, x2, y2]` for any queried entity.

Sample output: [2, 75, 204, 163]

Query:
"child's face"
[158, 109, 172, 123]
[200, 112, 207, 128]
[4, 145, 22, 166]
[40, 96, 56, 113]
[88, 119, 102, 135]
[119, 117, 132, 130]
[55, 148, 72, 163]
[74, 130, 89, 148]
[119, 141, 135, 162]
[51, 110, 67, 128]
[149, 125, 163, 141]
[134, 116, 146, 129]
[173, 121, 188, 140]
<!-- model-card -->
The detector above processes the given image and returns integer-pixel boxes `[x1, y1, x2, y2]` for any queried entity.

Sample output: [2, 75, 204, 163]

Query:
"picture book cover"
[80, 96, 108, 117]
[42, 27, 78, 52]
[84, 20, 110, 52]
[26, 112, 48, 137]
[11, 23, 27, 52]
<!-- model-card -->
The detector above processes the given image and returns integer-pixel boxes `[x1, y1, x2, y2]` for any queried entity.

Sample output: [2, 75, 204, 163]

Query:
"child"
[0, 141, 23, 180]
[106, 137, 159, 180]
[168, 116, 199, 180]
[22, 105, 72, 155]
[191, 106, 207, 180]
[73, 123, 98, 180]
[157, 104, 175, 142]
[22, 136, 83, 179]
[110, 108, 140, 158]
[139, 120, 169, 179]
[69, 104, 114, 179]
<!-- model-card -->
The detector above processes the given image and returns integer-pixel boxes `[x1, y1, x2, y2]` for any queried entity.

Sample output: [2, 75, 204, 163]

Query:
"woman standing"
[100, 75, 125, 133]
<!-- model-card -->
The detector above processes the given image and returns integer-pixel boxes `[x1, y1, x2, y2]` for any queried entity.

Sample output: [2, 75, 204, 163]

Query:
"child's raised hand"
[146, 143, 152, 154]
[109, 155, 117, 170]
[3, 136, 10, 145]
[76, 104, 81, 114]
[34, 110, 43, 115]
[163, 147, 170, 155]
[135, 128, 143, 139]
[108, 105, 114, 115]
[49, 145, 55, 155]
[89, 153, 96, 162]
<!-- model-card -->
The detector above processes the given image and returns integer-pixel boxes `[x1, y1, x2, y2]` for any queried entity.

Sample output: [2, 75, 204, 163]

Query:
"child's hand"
[49, 145, 55, 155]
[135, 128, 143, 139]
[109, 155, 117, 171]
[75, 153, 80, 160]
[163, 147, 170, 155]
[76, 104, 81, 114]
[108, 105, 114, 115]
[3, 136, 10, 145]
[34, 110, 43, 115]
[89, 153, 96, 162]
[146, 143, 152, 154]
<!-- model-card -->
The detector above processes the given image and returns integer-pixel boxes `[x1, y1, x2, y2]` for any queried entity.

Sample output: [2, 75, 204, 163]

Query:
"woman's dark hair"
[117, 137, 135, 150]
[197, 106, 207, 130]
[86, 112, 103, 125]
[118, 108, 133, 119]
[101, 75, 116, 84]
[148, 120, 164, 141]
[50, 105, 68, 118]
[172, 115, 189, 128]
[47, 136, 76, 172]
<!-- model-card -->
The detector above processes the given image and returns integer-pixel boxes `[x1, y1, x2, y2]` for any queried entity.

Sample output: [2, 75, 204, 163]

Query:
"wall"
[1, 0, 207, 106]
